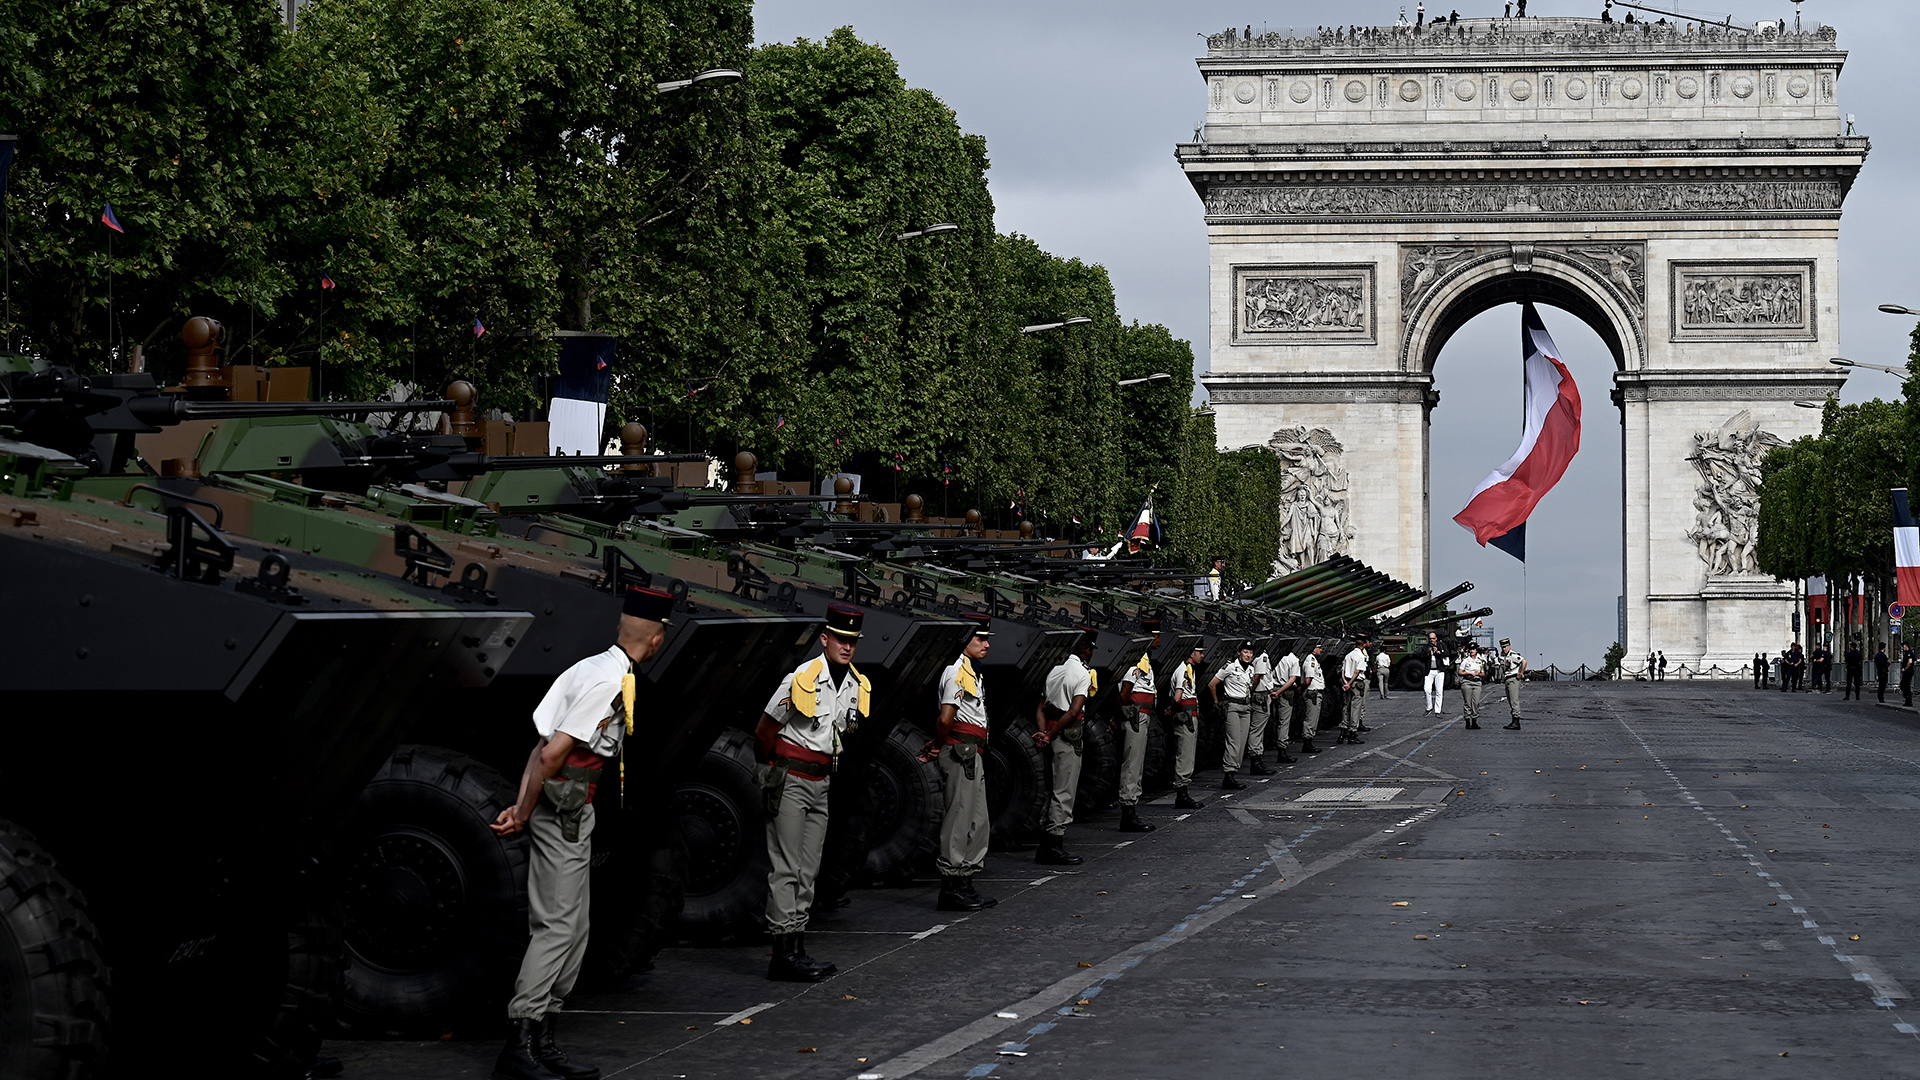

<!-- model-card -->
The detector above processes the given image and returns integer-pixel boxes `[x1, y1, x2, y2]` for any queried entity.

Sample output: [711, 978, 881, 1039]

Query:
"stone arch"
[1400, 247, 1646, 375]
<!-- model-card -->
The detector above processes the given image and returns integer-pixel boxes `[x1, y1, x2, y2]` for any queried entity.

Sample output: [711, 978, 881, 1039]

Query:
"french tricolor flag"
[1453, 301, 1582, 562]
[1807, 574, 1829, 627]
[1892, 490, 1920, 609]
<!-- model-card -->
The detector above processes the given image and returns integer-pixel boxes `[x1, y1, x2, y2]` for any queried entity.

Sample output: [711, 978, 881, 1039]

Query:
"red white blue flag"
[472, 316, 486, 338]
[1125, 491, 1159, 550]
[101, 203, 125, 233]
[1893, 490, 1920, 609]
[321, 274, 336, 290]
[1453, 301, 1582, 562]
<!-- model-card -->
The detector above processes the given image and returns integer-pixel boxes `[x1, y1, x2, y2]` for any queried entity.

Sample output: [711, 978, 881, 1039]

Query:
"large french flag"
[1807, 574, 1829, 627]
[1893, 490, 1920, 609]
[1453, 302, 1582, 562]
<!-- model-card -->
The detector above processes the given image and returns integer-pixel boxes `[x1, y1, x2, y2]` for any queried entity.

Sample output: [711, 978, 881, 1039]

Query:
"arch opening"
[1421, 272, 1627, 374]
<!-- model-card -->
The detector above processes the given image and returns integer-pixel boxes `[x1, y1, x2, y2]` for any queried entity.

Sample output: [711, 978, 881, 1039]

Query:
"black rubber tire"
[0, 819, 109, 1080]
[1395, 656, 1428, 691]
[986, 717, 1048, 849]
[1075, 715, 1120, 813]
[860, 724, 943, 881]
[673, 729, 769, 940]
[1143, 714, 1171, 793]
[237, 895, 346, 1077]
[330, 745, 528, 1035]
[584, 798, 687, 986]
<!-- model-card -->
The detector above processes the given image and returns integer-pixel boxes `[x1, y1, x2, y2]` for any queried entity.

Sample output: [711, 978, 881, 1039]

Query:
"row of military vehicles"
[0, 320, 1480, 1078]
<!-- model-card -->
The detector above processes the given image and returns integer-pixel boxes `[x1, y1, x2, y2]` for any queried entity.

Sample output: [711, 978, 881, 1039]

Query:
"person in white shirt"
[755, 603, 870, 982]
[1499, 637, 1528, 730]
[1210, 645, 1261, 790]
[1339, 635, 1371, 745]
[1166, 644, 1208, 807]
[1456, 643, 1486, 729]
[1422, 630, 1450, 715]
[1209, 557, 1226, 601]
[1268, 646, 1302, 763]
[1114, 616, 1163, 833]
[1374, 648, 1392, 700]
[1035, 630, 1098, 865]
[931, 613, 997, 910]
[1299, 643, 1328, 753]
[490, 585, 671, 1080]
[1245, 645, 1275, 775]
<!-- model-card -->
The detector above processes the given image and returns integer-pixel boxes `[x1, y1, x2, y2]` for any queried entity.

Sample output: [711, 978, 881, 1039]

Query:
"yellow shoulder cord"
[854, 666, 872, 717]
[620, 659, 636, 807]
[790, 657, 826, 719]
[1136, 652, 1152, 674]
[1087, 668, 1099, 694]
[957, 656, 979, 698]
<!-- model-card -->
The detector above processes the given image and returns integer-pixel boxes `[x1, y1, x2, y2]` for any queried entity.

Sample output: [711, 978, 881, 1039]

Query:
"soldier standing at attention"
[1268, 645, 1301, 765]
[1298, 643, 1327, 754]
[1210, 645, 1260, 790]
[1422, 631, 1449, 715]
[1115, 617, 1162, 833]
[1374, 647, 1392, 700]
[1499, 638, 1528, 730]
[1166, 643, 1208, 808]
[1034, 629, 1098, 866]
[1843, 638, 1864, 700]
[1244, 644, 1275, 774]
[1338, 635, 1370, 745]
[1456, 644, 1485, 729]
[933, 613, 997, 910]
[490, 586, 673, 1080]
[1875, 642, 1891, 703]
[757, 604, 869, 982]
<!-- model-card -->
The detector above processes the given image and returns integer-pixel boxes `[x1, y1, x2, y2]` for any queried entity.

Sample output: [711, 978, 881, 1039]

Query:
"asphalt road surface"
[329, 681, 1920, 1079]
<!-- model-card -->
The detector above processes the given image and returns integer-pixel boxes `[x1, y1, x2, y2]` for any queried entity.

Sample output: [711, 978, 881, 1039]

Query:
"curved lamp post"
[1020, 316, 1092, 334]
[656, 68, 742, 93]
[897, 223, 960, 242]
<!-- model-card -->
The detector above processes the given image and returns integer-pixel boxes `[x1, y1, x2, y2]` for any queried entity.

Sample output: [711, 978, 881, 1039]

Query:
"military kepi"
[825, 602, 865, 638]
[1141, 616, 1161, 633]
[623, 585, 674, 622]
[963, 612, 994, 637]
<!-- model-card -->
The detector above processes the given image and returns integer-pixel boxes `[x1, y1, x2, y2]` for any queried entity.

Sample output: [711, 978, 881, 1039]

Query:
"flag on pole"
[1125, 491, 1159, 551]
[1892, 489, 1920, 609]
[321, 274, 337, 290]
[1453, 301, 1582, 562]
[471, 316, 486, 338]
[101, 203, 125, 233]
[1807, 574, 1830, 628]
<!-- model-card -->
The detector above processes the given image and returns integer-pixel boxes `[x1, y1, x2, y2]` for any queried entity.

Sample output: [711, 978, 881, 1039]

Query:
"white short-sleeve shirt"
[1304, 654, 1327, 691]
[940, 656, 990, 734]
[1044, 654, 1093, 712]
[1272, 652, 1302, 690]
[1123, 651, 1157, 697]
[1215, 657, 1258, 699]
[764, 656, 863, 756]
[532, 644, 629, 758]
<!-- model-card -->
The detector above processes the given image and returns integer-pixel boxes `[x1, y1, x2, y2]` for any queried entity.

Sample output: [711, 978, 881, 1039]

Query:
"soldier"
[1166, 643, 1208, 808]
[1498, 637, 1528, 730]
[1456, 643, 1485, 729]
[1338, 634, 1370, 745]
[1244, 643, 1275, 774]
[490, 585, 673, 1080]
[1374, 646, 1392, 700]
[1298, 642, 1327, 753]
[932, 613, 997, 910]
[756, 603, 870, 982]
[1115, 617, 1162, 833]
[1210, 644, 1261, 790]
[1034, 628, 1098, 865]
[1268, 644, 1301, 765]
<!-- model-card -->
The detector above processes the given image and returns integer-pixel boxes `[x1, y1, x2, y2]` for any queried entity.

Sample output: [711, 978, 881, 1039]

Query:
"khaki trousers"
[1118, 701, 1151, 807]
[1505, 678, 1523, 720]
[1169, 705, 1199, 788]
[1275, 690, 1295, 743]
[1221, 696, 1253, 772]
[764, 772, 830, 934]
[937, 747, 989, 875]
[1247, 694, 1269, 759]
[507, 801, 595, 1020]
[1342, 685, 1364, 732]
[1460, 678, 1482, 721]
[1302, 690, 1322, 738]
[1045, 734, 1081, 838]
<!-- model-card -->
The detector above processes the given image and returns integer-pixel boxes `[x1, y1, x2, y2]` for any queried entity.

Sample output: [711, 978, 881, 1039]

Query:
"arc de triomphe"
[1180, 16, 1867, 668]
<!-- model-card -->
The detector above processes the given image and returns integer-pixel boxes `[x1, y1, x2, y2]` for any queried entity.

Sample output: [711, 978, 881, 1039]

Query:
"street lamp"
[896, 223, 959, 241]
[1880, 303, 1919, 315]
[1831, 356, 1909, 378]
[1020, 316, 1092, 334]
[1117, 372, 1172, 387]
[656, 68, 742, 93]
[1793, 400, 1825, 409]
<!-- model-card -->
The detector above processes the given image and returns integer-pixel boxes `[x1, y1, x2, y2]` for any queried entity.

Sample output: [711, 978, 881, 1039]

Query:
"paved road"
[330, 682, 1920, 1078]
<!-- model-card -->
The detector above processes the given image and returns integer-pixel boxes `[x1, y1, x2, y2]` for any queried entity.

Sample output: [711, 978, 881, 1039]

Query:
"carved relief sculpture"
[1204, 181, 1843, 219]
[1401, 246, 1476, 317]
[1233, 265, 1375, 344]
[1562, 245, 1646, 316]
[1685, 411, 1783, 576]
[1269, 427, 1354, 574]
[1670, 262, 1814, 340]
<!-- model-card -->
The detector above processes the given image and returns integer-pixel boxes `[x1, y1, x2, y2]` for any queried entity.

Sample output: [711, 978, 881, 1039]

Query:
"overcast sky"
[756, 0, 1920, 667]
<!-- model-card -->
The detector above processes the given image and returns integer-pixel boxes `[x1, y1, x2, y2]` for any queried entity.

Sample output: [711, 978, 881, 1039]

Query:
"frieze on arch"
[1203, 180, 1844, 220]
[1401, 243, 1645, 324]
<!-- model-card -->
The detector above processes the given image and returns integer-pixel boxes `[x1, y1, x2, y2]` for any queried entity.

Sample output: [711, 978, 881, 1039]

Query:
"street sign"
[1892, 603, 1906, 619]
[1893, 619, 1904, 634]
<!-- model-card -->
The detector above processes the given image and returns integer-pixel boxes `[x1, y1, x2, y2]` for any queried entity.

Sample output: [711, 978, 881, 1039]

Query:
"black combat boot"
[1218, 771, 1245, 791]
[1300, 738, 1322, 754]
[1276, 750, 1298, 764]
[1036, 835, 1084, 865]
[965, 875, 999, 907]
[1173, 786, 1205, 809]
[794, 933, 836, 976]
[1119, 805, 1157, 832]
[493, 1018, 564, 1080]
[1503, 719, 1522, 730]
[939, 875, 988, 912]
[768, 933, 830, 982]
[1248, 757, 1275, 776]
[531, 1015, 600, 1080]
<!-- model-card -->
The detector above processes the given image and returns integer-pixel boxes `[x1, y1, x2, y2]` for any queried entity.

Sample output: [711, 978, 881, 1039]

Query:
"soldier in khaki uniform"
[1244, 645, 1275, 774]
[932, 613, 997, 909]
[1209, 645, 1260, 790]
[1114, 616, 1161, 833]
[1456, 643, 1485, 729]
[491, 586, 673, 1080]
[1034, 628, 1098, 865]
[1166, 644, 1207, 808]
[1268, 646, 1301, 764]
[755, 603, 869, 982]
[1338, 634, 1371, 745]
[1498, 637, 1528, 730]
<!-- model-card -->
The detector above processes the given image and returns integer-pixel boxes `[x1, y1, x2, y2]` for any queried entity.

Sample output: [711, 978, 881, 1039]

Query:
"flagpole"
[107, 230, 114, 369]
[317, 275, 325, 400]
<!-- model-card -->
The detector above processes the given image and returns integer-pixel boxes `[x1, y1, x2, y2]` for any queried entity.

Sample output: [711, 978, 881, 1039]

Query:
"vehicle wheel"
[860, 724, 942, 881]
[1075, 716, 1119, 812]
[1143, 715, 1171, 793]
[225, 895, 345, 1077]
[673, 730, 768, 939]
[1395, 656, 1428, 691]
[986, 718, 1047, 849]
[584, 797, 687, 985]
[0, 819, 109, 1080]
[330, 746, 528, 1035]
[1197, 706, 1225, 771]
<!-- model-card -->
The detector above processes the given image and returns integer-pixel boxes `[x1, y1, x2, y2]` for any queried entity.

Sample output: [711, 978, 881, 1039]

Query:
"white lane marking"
[1229, 807, 1261, 826]
[715, 1002, 777, 1026]
[909, 924, 949, 941]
